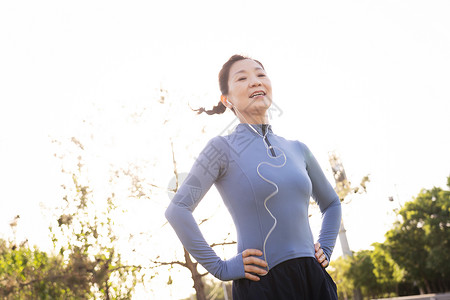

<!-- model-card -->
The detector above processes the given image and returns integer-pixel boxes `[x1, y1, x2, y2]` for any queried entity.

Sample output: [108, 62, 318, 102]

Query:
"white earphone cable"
[231, 103, 287, 272]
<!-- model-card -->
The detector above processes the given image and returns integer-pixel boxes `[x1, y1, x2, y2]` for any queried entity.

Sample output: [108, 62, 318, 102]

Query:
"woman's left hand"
[314, 242, 329, 268]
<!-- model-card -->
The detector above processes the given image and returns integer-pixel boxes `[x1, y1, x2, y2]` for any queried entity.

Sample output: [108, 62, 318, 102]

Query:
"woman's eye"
[238, 77, 246, 81]
[258, 74, 266, 77]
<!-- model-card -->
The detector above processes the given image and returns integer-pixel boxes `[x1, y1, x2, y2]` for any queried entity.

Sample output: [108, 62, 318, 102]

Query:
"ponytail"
[193, 100, 234, 115]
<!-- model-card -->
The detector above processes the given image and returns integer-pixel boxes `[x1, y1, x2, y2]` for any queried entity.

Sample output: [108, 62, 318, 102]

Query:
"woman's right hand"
[242, 249, 268, 281]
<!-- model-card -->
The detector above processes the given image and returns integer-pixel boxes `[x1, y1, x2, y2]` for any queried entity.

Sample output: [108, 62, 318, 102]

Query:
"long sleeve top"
[165, 123, 342, 281]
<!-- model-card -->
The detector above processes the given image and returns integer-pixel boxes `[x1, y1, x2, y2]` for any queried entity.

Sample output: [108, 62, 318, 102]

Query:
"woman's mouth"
[250, 91, 266, 98]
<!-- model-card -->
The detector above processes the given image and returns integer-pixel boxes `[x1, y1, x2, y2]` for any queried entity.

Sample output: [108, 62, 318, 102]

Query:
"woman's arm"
[165, 136, 245, 281]
[301, 142, 342, 262]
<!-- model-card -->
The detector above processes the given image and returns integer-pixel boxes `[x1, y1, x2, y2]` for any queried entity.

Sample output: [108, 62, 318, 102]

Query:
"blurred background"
[0, 0, 449, 299]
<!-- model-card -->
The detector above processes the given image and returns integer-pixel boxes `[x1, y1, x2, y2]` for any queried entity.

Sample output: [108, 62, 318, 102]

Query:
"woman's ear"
[220, 95, 231, 108]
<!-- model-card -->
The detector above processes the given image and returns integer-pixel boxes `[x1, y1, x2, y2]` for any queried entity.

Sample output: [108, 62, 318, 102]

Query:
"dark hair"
[193, 54, 265, 115]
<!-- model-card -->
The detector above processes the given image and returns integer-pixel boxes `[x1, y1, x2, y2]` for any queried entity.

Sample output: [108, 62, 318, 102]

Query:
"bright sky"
[1, 1, 450, 299]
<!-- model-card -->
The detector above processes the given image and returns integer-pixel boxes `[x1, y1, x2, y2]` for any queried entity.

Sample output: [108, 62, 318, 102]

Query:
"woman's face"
[226, 59, 272, 121]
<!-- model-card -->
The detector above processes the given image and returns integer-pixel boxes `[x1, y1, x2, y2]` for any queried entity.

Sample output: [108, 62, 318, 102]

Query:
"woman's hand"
[314, 242, 329, 268]
[242, 249, 268, 281]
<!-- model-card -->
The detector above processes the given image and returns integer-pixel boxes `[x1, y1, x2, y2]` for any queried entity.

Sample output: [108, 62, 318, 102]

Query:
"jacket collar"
[235, 123, 273, 136]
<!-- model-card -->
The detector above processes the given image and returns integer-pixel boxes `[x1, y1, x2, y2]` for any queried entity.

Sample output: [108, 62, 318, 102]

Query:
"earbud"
[221, 95, 233, 107]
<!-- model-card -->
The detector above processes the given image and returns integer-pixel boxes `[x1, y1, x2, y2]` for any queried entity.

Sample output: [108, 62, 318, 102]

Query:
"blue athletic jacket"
[165, 123, 341, 280]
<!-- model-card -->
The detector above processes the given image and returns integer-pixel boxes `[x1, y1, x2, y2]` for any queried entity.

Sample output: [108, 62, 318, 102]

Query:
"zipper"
[265, 136, 276, 157]
[262, 125, 276, 157]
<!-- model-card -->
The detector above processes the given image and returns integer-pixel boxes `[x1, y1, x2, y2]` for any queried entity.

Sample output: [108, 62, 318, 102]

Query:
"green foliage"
[46, 139, 142, 299]
[371, 242, 403, 295]
[347, 250, 378, 297]
[0, 137, 142, 299]
[329, 249, 401, 300]
[384, 179, 450, 293]
[328, 177, 450, 298]
[328, 256, 353, 299]
[0, 239, 78, 299]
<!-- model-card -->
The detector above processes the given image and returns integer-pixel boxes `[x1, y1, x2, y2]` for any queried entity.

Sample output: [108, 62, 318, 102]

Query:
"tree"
[150, 139, 236, 300]
[384, 177, 450, 293]
[370, 242, 403, 297]
[328, 151, 370, 300]
[0, 237, 78, 299]
[1, 126, 147, 298]
[330, 249, 383, 300]
[47, 136, 143, 299]
[0, 139, 144, 299]
[346, 250, 379, 299]
[328, 255, 353, 300]
[330, 178, 450, 299]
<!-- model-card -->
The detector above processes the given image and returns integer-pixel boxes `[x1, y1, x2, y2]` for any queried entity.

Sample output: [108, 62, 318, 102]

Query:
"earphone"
[220, 95, 234, 107]
[221, 95, 233, 107]
[231, 104, 287, 273]
[253, 127, 287, 273]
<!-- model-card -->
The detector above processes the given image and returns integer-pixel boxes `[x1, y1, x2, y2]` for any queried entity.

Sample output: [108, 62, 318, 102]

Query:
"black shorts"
[232, 257, 337, 300]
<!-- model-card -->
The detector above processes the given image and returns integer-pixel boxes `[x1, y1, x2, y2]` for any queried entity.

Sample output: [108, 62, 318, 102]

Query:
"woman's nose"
[249, 77, 262, 87]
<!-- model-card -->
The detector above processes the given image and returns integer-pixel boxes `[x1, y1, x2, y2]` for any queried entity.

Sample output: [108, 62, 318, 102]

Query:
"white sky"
[1, 1, 450, 299]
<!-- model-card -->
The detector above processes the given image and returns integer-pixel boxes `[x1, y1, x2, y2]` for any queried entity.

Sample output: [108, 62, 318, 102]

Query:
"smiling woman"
[193, 55, 270, 118]
[222, 58, 272, 124]
[165, 54, 341, 300]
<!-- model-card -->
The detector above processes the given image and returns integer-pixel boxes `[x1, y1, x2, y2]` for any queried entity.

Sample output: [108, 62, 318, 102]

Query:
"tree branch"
[109, 265, 143, 272]
[200, 272, 209, 277]
[198, 218, 209, 226]
[18, 274, 66, 288]
[170, 138, 180, 193]
[210, 241, 236, 248]
[151, 260, 187, 268]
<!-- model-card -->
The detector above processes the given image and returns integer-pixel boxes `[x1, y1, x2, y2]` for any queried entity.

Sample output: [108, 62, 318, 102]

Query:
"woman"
[165, 54, 341, 299]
